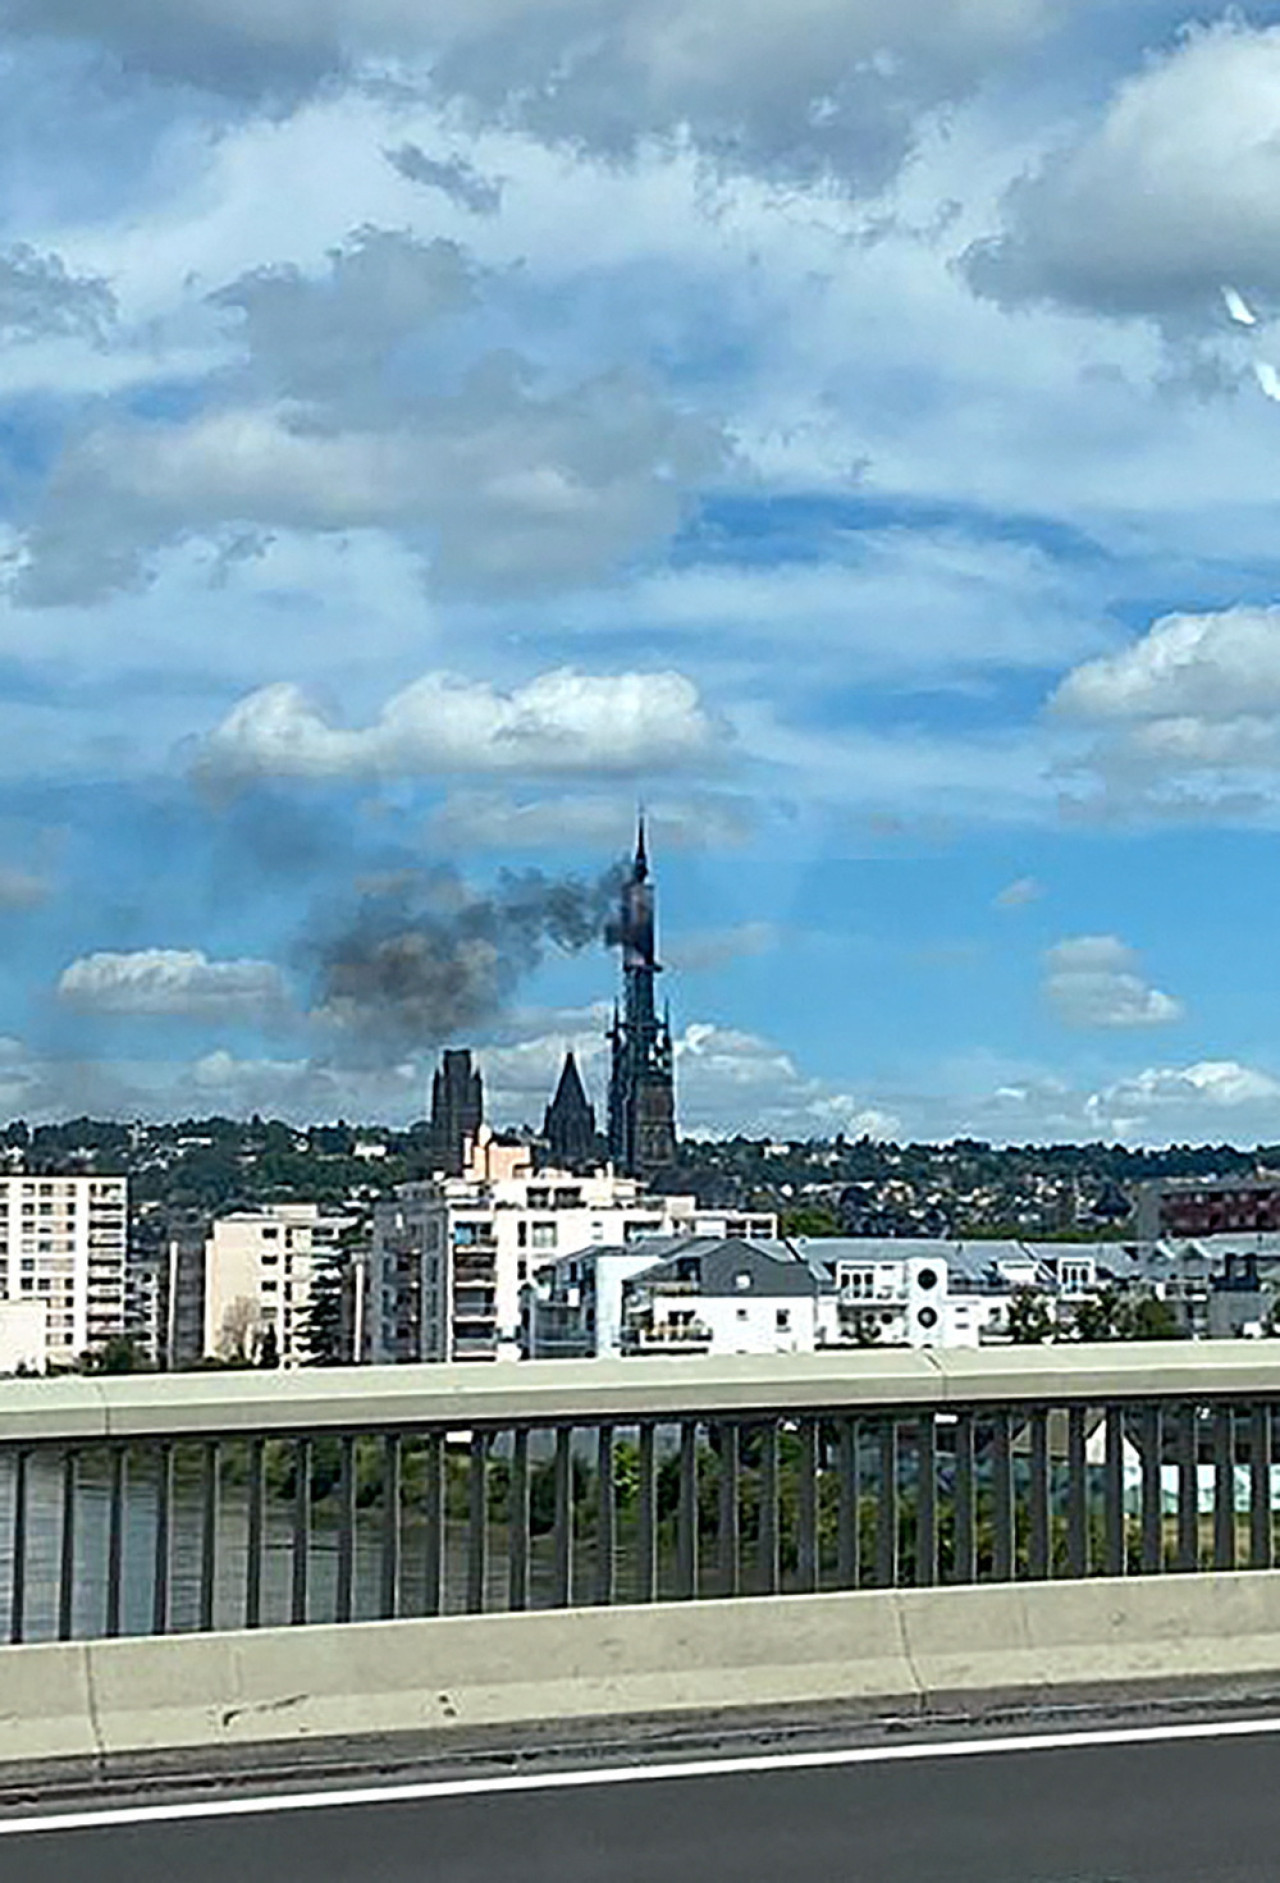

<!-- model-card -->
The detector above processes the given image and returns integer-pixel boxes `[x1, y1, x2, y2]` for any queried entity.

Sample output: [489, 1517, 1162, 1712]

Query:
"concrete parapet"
[6, 1574, 1280, 1772]
[2, 1341, 1280, 1442]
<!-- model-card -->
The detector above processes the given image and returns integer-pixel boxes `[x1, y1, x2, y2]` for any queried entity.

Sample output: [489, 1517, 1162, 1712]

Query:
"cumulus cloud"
[964, 21, 1280, 322]
[424, 789, 755, 853]
[198, 667, 723, 785]
[3, 0, 1063, 190]
[1088, 1059, 1280, 1130]
[675, 1021, 900, 1140]
[994, 874, 1043, 909]
[1043, 934, 1183, 1030]
[1052, 605, 1280, 818]
[57, 949, 292, 1021]
[10, 227, 727, 607]
[0, 244, 116, 345]
[385, 144, 503, 215]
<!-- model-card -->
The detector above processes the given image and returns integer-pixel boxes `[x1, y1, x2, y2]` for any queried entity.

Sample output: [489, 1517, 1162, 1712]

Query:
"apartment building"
[532, 1235, 1112, 1360]
[1135, 1175, 1280, 1241]
[367, 1131, 776, 1362]
[0, 1172, 128, 1368]
[203, 1203, 354, 1367]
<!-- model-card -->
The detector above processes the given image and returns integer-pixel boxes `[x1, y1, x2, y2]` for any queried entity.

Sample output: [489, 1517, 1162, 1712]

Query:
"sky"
[6, 4, 1280, 1143]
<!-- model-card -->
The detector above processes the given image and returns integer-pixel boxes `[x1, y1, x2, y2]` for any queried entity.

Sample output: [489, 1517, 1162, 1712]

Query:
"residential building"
[203, 1203, 355, 1367]
[1135, 1174, 1280, 1241]
[620, 1238, 821, 1355]
[368, 1130, 776, 1362]
[527, 1235, 1125, 1360]
[0, 1172, 128, 1368]
[163, 1227, 208, 1369]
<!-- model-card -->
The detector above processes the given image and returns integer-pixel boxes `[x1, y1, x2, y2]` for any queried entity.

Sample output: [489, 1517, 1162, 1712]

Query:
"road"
[1, 1717, 1279, 1881]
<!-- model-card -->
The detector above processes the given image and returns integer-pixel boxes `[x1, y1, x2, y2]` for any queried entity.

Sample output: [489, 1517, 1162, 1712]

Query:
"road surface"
[1, 1716, 1279, 1881]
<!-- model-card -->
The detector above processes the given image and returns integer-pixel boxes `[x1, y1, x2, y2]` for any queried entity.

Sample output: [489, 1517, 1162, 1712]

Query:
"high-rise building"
[543, 1050, 597, 1171]
[607, 819, 677, 1182]
[428, 1048, 484, 1176]
[0, 1172, 127, 1367]
[202, 1203, 356, 1367]
[367, 1130, 753, 1363]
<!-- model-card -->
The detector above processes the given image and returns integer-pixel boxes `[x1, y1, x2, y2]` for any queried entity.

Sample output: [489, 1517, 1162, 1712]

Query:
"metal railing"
[1, 1344, 1279, 1645]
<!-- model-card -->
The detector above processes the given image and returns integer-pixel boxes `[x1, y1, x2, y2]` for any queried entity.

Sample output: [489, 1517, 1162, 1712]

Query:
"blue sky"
[5, 3, 1280, 1141]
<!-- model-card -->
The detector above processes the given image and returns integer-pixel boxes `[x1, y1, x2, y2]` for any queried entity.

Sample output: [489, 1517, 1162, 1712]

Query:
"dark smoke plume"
[310, 862, 625, 1064]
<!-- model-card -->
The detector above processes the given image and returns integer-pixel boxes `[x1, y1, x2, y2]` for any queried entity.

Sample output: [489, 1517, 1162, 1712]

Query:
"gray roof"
[627, 1237, 816, 1299]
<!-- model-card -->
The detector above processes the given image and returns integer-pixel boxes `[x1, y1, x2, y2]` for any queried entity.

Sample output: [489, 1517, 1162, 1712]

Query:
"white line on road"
[5, 1713, 1280, 1838]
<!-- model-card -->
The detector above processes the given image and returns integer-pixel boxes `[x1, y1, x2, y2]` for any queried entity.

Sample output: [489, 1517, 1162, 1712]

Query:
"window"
[840, 1266, 875, 1300]
[531, 1222, 557, 1251]
[734, 1270, 752, 1291]
[776, 1309, 790, 1330]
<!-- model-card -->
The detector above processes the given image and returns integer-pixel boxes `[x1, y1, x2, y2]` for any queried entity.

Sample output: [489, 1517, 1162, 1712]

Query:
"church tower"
[543, 1050, 597, 1171]
[606, 817, 677, 1182]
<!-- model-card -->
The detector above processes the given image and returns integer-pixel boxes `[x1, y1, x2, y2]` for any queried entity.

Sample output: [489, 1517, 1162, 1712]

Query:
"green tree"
[1006, 1287, 1054, 1345]
[82, 1335, 147, 1374]
[780, 1204, 843, 1238]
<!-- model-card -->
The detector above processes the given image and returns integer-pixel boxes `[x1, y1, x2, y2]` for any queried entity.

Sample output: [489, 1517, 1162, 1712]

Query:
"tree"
[83, 1335, 147, 1374]
[218, 1295, 263, 1365]
[1006, 1287, 1054, 1345]
[1072, 1286, 1182, 1342]
[780, 1204, 843, 1238]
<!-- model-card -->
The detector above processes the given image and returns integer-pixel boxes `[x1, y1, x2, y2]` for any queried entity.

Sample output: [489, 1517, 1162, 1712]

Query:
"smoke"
[310, 861, 625, 1064]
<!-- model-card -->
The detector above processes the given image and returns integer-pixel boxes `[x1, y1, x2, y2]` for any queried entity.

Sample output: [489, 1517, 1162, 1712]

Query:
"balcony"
[622, 1316, 713, 1351]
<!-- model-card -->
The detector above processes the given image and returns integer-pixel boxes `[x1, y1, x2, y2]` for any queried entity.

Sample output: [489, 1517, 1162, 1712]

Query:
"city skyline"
[4, 8, 1280, 1142]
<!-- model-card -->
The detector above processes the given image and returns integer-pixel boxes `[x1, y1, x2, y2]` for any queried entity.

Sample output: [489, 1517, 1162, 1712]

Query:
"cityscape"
[3, 817, 1280, 1379]
[4, 0, 1280, 1859]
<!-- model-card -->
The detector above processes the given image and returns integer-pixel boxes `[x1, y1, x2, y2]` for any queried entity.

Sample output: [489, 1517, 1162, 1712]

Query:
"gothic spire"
[634, 809, 649, 882]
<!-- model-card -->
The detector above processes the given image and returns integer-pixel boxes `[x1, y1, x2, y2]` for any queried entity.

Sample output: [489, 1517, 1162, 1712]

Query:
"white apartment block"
[0, 1173, 127, 1368]
[203, 1203, 353, 1367]
[535, 1235, 1106, 1361]
[367, 1134, 776, 1363]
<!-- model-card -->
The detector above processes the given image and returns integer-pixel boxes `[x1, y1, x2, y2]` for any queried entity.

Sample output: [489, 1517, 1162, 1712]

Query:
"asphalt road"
[3, 1722, 1280, 1882]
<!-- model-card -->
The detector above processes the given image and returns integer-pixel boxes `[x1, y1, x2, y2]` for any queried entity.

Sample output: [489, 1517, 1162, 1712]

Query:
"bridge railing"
[1, 1343, 1278, 1645]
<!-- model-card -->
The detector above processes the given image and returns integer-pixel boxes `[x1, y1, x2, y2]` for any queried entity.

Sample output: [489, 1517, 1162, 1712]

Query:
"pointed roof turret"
[552, 1049, 589, 1110]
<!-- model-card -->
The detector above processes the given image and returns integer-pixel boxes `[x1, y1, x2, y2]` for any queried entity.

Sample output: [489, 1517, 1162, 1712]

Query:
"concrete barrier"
[6, 1573, 1280, 1774]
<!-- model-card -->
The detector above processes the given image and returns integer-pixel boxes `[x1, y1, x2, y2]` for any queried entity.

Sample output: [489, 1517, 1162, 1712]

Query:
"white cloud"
[5, 0, 1063, 190]
[1052, 605, 1280, 820]
[994, 874, 1043, 908]
[11, 227, 727, 607]
[424, 788, 755, 853]
[0, 244, 116, 344]
[57, 949, 292, 1021]
[674, 1020, 898, 1139]
[965, 21, 1280, 321]
[1054, 606, 1280, 724]
[1089, 1059, 1280, 1127]
[1043, 934, 1183, 1030]
[199, 666, 724, 784]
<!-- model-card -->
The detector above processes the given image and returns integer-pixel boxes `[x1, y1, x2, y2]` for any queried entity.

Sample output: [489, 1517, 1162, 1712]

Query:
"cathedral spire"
[607, 819, 676, 1182]
[634, 809, 649, 883]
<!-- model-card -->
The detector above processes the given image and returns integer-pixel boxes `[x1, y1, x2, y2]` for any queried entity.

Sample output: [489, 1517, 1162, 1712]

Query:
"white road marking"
[4, 1713, 1280, 1838]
